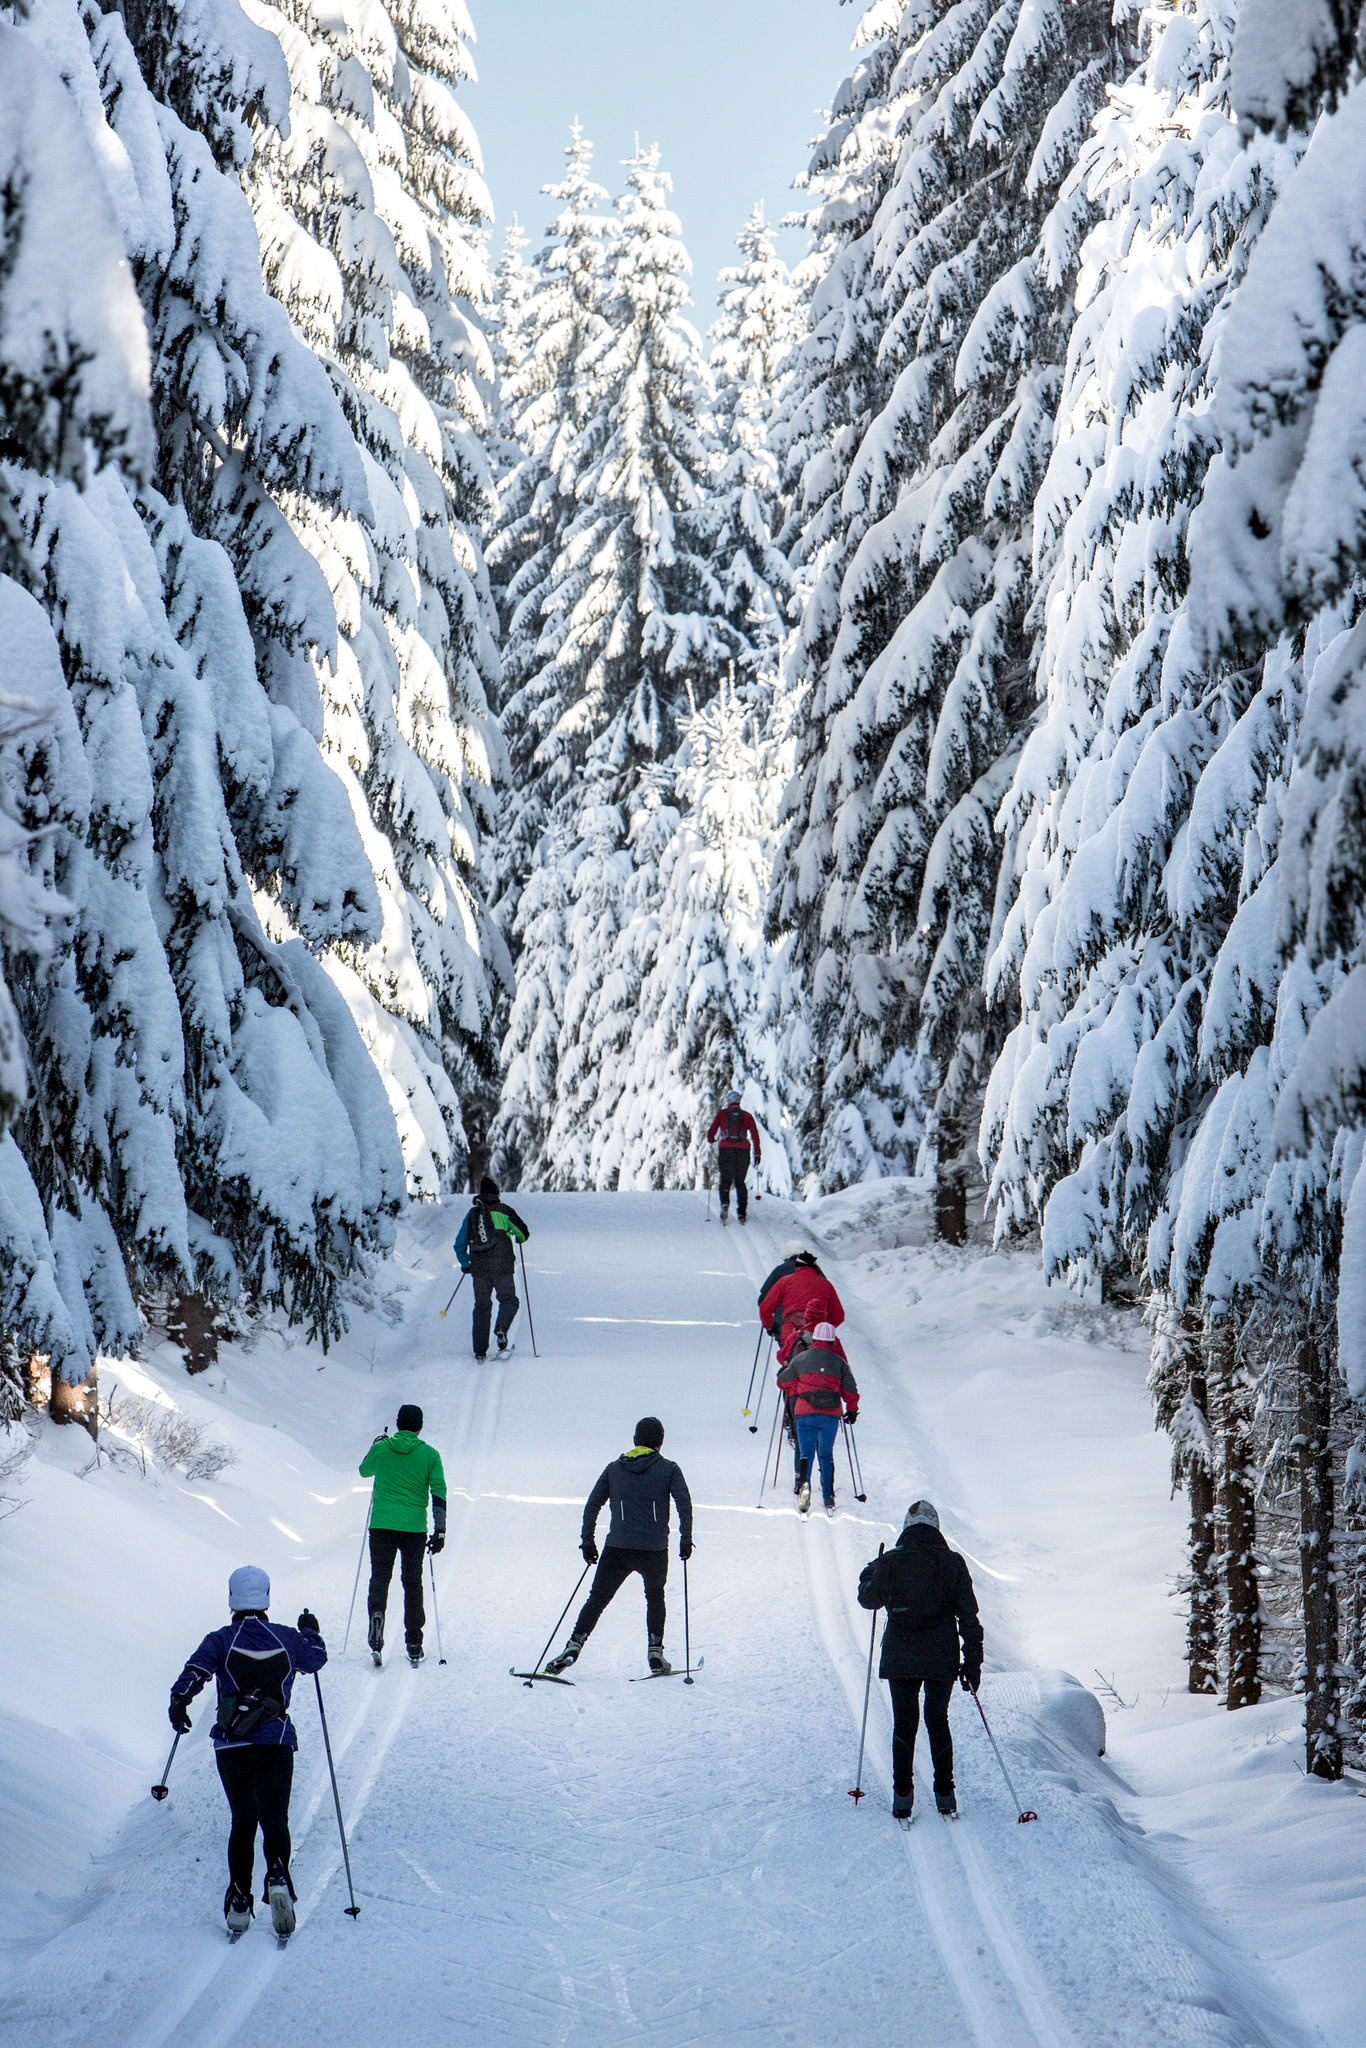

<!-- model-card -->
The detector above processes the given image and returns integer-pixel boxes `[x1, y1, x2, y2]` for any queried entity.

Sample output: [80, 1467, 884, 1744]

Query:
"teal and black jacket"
[454, 1197, 529, 1274]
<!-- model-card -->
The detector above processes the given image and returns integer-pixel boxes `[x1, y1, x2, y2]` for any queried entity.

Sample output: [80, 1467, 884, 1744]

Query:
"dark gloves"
[680, 1540, 693, 1562]
[297, 1610, 320, 1634]
[845, 1411, 857, 1425]
[169, 1695, 192, 1733]
[427, 1533, 444, 1555]
[581, 1539, 599, 1565]
[960, 1663, 981, 1694]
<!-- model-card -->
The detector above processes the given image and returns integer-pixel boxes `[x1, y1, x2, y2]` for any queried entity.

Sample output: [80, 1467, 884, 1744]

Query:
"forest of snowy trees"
[2, 0, 1366, 1772]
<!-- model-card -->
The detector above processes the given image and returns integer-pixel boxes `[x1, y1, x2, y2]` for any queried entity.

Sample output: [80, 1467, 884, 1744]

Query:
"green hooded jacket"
[359, 1432, 447, 1534]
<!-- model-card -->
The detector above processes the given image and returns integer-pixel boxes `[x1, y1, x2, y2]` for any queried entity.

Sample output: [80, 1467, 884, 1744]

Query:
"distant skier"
[777, 1321, 857, 1513]
[545, 1417, 693, 1675]
[760, 1247, 844, 1363]
[359, 1404, 447, 1666]
[857, 1501, 983, 1821]
[454, 1175, 530, 1359]
[706, 1089, 761, 1224]
[168, 1565, 327, 1938]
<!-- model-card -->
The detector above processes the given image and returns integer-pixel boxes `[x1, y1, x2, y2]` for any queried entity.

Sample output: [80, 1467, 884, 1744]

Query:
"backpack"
[886, 1543, 955, 1633]
[724, 1103, 744, 1143]
[219, 1638, 290, 1740]
[467, 1199, 498, 1254]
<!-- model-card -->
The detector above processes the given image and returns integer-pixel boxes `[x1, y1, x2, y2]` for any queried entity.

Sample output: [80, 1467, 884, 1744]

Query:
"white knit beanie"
[812, 1322, 839, 1343]
[902, 1500, 939, 1531]
[784, 1239, 805, 1258]
[228, 1564, 271, 1610]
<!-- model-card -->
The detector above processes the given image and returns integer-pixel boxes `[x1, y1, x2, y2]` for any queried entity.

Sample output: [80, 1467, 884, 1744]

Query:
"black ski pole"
[439, 1270, 467, 1319]
[521, 1559, 593, 1685]
[683, 1555, 694, 1684]
[770, 1394, 789, 1491]
[151, 1729, 181, 1801]
[848, 1423, 866, 1501]
[843, 1419, 867, 1503]
[970, 1682, 1038, 1822]
[314, 1673, 362, 1916]
[428, 1548, 446, 1664]
[342, 1498, 372, 1654]
[756, 1383, 783, 1506]
[518, 1241, 540, 1357]
[742, 1327, 764, 1418]
[849, 1544, 884, 1802]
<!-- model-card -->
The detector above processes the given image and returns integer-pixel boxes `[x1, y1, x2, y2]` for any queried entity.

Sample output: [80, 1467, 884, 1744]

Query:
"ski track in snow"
[0, 1194, 1306, 2047]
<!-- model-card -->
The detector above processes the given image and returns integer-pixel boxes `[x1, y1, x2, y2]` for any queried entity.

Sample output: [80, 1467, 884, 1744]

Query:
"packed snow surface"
[1, 1189, 1361, 2045]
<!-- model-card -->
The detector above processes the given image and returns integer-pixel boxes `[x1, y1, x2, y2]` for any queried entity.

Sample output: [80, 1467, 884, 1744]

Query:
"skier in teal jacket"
[454, 1176, 529, 1360]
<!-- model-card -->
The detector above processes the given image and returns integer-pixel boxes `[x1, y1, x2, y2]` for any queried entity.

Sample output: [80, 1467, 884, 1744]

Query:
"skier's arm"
[746, 1113, 761, 1163]
[758, 1279, 782, 1332]
[581, 1466, 611, 1552]
[500, 1205, 529, 1243]
[670, 1464, 693, 1551]
[776, 1356, 800, 1390]
[954, 1560, 984, 1679]
[857, 1557, 889, 1611]
[358, 1438, 386, 1479]
[827, 1283, 845, 1325]
[706, 1108, 724, 1143]
[427, 1447, 448, 1525]
[841, 1363, 859, 1419]
[169, 1632, 221, 1723]
[285, 1620, 328, 1675]
[454, 1216, 470, 1270]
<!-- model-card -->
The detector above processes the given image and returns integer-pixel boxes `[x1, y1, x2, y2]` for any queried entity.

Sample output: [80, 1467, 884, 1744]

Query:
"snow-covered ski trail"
[0, 1193, 1309, 2047]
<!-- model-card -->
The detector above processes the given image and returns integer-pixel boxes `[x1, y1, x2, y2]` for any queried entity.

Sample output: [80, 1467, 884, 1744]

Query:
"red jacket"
[707, 1105, 761, 1161]
[778, 1341, 858, 1420]
[759, 1265, 844, 1360]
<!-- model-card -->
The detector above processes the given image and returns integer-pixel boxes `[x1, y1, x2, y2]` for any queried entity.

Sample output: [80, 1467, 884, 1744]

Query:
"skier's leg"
[886, 1677, 923, 1797]
[735, 1155, 749, 1221]
[493, 1269, 520, 1340]
[253, 1747, 296, 1898]
[398, 1531, 426, 1648]
[215, 1748, 260, 1897]
[922, 1676, 956, 1796]
[571, 1547, 637, 1640]
[471, 1268, 494, 1356]
[717, 1152, 731, 1216]
[367, 1527, 399, 1622]
[638, 1552, 668, 1641]
[795, 1413, 817, 1499]
[814, 1415, 838, 1499]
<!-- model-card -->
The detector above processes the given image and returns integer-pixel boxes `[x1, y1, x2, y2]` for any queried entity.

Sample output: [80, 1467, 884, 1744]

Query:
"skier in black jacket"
[545, 1417, 693, 1675]
[858, 1500, 983, 1820]
[454, 1175, 529, 1360]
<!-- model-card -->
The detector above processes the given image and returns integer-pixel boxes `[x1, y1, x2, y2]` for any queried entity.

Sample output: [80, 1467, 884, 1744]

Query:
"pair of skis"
[510, 1656, 704, 1687]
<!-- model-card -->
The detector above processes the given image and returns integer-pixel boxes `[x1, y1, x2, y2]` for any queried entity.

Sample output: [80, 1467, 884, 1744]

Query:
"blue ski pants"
[795, 1412, 840, 1498]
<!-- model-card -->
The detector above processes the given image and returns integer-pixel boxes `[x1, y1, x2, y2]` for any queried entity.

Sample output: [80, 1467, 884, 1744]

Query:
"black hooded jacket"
[582, 1448, 693, 1555]
[858, 1524, 983, 1681]
[756, 1252, 820, 1306]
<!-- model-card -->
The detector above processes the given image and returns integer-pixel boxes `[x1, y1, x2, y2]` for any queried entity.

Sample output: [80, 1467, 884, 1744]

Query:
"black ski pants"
[471, 1262, 518, 1355]
[718, 1148, 749, 1218]
[368, 1526, 426, 1645]
[887, 1675, 956, 1797]
[216, 1744, 294, 1898]
[573, 1546, 668, 1642]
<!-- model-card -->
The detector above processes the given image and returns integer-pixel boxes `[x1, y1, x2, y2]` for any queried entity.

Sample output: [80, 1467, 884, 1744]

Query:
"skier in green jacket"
[359, 1404, 446, 1667]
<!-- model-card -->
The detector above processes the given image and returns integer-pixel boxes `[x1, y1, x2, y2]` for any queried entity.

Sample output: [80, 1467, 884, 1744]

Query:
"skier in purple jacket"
[168, 1564, 326, 1939]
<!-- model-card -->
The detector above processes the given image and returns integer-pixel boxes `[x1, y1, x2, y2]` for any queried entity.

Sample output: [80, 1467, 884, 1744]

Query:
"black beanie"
[479, 1174, 499, 1200]
[397, 1404, 423, 1435]
[634, 1416, 664, 1450]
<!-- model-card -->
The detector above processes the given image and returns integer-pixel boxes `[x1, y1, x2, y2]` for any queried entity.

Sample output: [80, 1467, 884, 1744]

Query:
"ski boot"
[544, 1636, 584, 1676]
[473, 1351, 488, 1362]
[407, 1640, 424, 1667]
[738, 1210, 747, 1226]
[224, 1883, 253, 1938]
[265, 1865, 296, 1943]
[824, 1493, 837, 1519]
[935, 1789, 958, 1817]
[367, 1611, 384, 1666]
[797, 1479, 812, 1515]
[497, 1330, 510, 1354]
[892, 1790, 914, 1825]
[648, 1639, 672, 1676]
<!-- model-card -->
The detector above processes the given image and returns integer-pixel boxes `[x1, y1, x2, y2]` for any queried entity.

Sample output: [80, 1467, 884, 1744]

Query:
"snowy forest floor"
[0, 1187, 1362, 2047]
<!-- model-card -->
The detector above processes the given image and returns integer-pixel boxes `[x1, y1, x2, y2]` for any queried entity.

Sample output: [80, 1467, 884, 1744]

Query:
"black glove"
[845, 1412, 857, 1426]
[960, 1663, 981, 1694]
[680, 1540, 693, 1562]
[427, 1533, 444, 1555]
[297, 1609, 320, 1634]
[168, 1696, 192, 1733]
[581, 1540, 599, 1565]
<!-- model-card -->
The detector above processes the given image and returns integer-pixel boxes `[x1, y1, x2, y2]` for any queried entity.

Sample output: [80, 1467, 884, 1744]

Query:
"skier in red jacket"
[706, 1090, 761, 1224]
[760, 1252, 845, 1363]
[778, 1323, 858, 1514]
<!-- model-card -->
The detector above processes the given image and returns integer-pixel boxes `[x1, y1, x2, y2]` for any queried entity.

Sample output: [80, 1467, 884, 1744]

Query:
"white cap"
[228, 1564, 271, 1610]
[726, 1089, 741, 1104]
[812, 1322, 839, 1344]
[784, 1239, 805, 1258]
[902, 1500, 939, 1531]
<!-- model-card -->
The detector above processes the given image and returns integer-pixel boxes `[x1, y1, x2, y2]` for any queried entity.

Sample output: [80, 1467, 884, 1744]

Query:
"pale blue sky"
[468, 0, 857, 322]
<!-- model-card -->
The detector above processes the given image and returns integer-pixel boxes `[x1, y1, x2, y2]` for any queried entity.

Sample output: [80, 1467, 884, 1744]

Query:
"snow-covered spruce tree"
[588, 670, 802, 1193]
[486, 215, 536, 483]
[495, 143, 746, 1183]
[704, 205, 802, 651]
[234, 0, 508, 1187]
[487, 124, 616, 930]
[773, 0, 1120, 1195]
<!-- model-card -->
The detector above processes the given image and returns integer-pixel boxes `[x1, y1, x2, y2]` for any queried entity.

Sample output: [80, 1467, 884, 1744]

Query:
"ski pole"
[849, 1544, 884, 1802]
[742, 1327, 765, 1418]
[439, 1271, 467, 1318]
[314, 1673, 362, 1915]
[847, 1422, 866, 1501]
[843, 1419, 867, 1503]
[428, 1548, 446, 1664]
[756, 1382, 783, 1506]
[706, 1170, 711, 1223]
[341, 1499, 372, 1654]
[151, 1729, 181, 1801]
[523, 1559, 593, 1684]
[770, 1394, 789, 1491]
[970, 1683, 1038, 1822]
[683, 1555, 694, 1685]
[518, 1242, 540, 1357]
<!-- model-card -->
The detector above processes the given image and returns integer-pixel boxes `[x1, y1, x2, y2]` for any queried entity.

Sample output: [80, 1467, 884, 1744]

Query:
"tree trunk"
[167, 1294, 218, 1374]
[1188, 1349, 1219, 1695]
[49, 1364, 98, 1439]
[1297, 1333, 1342, 1778]
[934, 1113, 967, 1246]
[1209, 1322, 1261, 1709]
